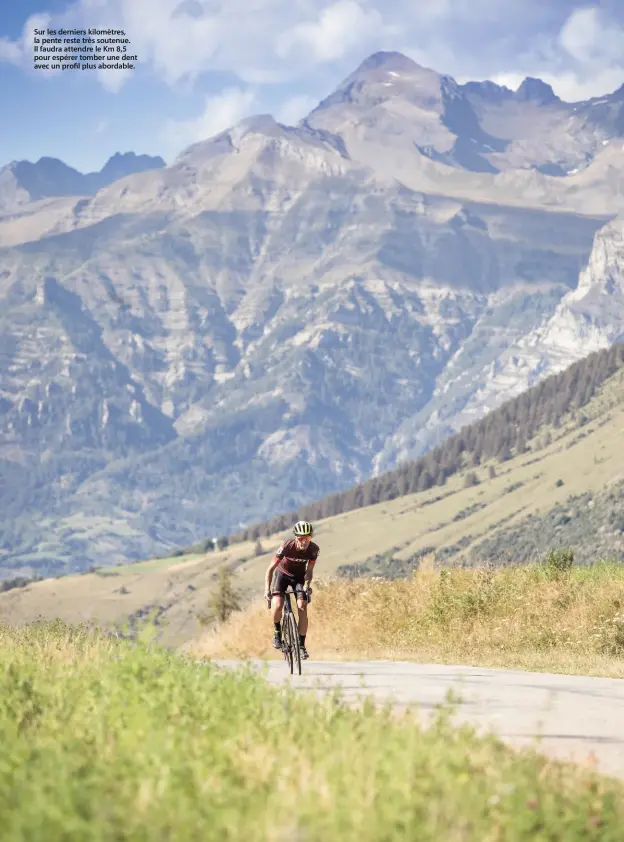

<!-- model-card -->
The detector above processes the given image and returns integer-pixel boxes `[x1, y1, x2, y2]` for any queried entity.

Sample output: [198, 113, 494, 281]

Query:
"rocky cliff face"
[374, 215, 624, 470]
[1, 53, 623, 577]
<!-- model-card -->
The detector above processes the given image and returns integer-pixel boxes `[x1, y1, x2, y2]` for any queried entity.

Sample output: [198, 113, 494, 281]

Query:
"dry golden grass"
[186, 560, 624, 678]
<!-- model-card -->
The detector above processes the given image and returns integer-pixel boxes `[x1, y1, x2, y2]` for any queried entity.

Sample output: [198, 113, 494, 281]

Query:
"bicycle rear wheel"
[287, 610, 301, 676]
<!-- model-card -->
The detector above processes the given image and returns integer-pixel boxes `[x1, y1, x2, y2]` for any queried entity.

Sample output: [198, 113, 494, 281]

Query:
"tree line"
[198, 342, 624, 550]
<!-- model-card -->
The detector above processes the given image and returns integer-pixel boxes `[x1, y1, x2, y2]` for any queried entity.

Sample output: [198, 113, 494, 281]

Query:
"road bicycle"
[267, 585, 311, 675]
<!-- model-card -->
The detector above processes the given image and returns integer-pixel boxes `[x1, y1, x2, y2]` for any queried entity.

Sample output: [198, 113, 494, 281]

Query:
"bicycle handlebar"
[265, 586, 312, 606]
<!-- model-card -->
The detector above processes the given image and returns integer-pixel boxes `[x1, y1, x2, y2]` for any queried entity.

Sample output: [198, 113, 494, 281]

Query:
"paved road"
[216, 659, 624, 779]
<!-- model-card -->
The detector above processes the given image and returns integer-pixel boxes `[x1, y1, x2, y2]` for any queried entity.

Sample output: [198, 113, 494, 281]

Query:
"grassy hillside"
[189, 558, 624, 678]
[1, 349, 622, 647]
[3, 622, 623, 841]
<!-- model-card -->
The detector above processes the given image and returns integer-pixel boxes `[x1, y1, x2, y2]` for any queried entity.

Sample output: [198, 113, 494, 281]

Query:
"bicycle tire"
[288, 610, 301, 675]
[281, 600, 294, 674]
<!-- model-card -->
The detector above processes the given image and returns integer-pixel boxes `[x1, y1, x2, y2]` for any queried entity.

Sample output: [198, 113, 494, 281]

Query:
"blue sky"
[2, 0, 623, 173]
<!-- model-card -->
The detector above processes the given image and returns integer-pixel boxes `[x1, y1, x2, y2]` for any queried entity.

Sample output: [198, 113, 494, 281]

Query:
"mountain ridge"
[0, 151, 166, 211]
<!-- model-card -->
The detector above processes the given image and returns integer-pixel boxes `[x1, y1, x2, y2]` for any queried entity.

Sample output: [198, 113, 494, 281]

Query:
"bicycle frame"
[266, 585, 307, 675]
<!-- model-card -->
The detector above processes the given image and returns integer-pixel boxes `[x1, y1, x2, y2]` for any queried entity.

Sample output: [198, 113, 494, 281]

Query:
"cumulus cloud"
[0, 13, 50, 66]
[559, 6, 621, 64]
[490, 6, 624, 101]
[276, 1, 388, 63]
[164, 86, 256, 150]
[0, 37, 22, 64]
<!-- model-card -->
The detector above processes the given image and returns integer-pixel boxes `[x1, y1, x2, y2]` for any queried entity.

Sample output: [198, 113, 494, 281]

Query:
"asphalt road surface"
[216, 659, 624, 779]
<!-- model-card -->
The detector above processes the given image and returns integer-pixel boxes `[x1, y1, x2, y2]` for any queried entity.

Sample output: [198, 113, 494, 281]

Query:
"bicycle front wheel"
[281, 612, 293, 674]
[287, 610, 301, 676]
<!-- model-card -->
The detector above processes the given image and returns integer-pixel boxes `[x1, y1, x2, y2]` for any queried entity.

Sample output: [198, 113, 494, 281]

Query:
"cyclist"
[265, 520, 319, 660]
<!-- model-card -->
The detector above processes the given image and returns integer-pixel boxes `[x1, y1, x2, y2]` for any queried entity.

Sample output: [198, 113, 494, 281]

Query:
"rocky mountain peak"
[312, 50, 444, 113]
[95, 151, 165, 183]
[354, 50, 428, 75]
[515, 77, 560, 105]
[8, 157, 86, 199]
[460, 80, 515, 103]
[178, 114, 297, 166]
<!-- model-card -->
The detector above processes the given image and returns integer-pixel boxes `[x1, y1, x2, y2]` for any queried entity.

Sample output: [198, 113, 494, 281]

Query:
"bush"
[199, 566, 242, 625]
[0, 575, 42, 592]
[543, 548, 575, 578]
[464, 471, 480, 488]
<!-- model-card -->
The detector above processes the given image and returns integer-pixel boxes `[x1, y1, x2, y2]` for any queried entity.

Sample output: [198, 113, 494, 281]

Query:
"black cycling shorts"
[271, 568, 308, 599]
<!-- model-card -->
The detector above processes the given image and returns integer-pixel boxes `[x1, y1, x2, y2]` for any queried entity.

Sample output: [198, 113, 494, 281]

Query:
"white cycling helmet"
[293, 520, 313, 537]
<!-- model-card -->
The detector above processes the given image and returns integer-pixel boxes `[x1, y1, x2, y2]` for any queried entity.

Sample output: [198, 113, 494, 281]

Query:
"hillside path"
[215, 659, 624, 778]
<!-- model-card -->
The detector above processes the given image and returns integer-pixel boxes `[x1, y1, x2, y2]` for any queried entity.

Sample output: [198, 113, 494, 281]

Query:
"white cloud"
[540, 68, 624, 102]
[0, 13, 50, 66]
[0, 37, 22, 64]
[487, 72, 525, 91]
[540, 7, 624, 99]
[559, 7, 623, 65]
[164, 86, 256, 150]
[97, 67, 132, 93]
[458, 6, 624, 101]
[276, 0, 385, 63]
[275, 94, 318, 125]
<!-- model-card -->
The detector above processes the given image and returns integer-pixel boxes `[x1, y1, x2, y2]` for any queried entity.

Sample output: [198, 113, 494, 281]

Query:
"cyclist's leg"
[270, 569, 289, 621]
[295, 582, 308, 636]
[270, 570, 292, 646]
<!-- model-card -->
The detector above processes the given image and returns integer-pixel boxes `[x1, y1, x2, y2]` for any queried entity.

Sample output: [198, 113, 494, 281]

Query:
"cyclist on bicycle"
[265, 520, 318, 660]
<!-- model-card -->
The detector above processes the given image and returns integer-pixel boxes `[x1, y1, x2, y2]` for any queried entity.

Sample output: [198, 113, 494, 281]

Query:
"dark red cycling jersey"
[275, 537, 319, 576]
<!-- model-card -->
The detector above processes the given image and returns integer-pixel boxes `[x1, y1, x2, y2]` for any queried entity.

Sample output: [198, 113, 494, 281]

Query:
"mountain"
[374, 212, 624, 469]
[305, 51, 624, 184]
[2, 342, 622, 647]
[0, 152, 165, 211]
[1, 52, 624, 577]
[231, 341, 624, 539]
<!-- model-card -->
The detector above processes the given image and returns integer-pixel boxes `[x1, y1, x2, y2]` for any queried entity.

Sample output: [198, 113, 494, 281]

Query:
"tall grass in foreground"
[1, 621, 623, 841]
[188, 561, 624, 676]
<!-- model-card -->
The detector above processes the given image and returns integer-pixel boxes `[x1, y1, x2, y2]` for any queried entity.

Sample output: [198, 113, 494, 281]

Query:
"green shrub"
[199, 566, 242, 626]
[543, 548, 575, 578]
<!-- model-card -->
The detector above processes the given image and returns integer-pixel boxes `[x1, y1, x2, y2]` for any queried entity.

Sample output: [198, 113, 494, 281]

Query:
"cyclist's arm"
[265, 555, 280, 593]
[304, 558, 316, 585]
